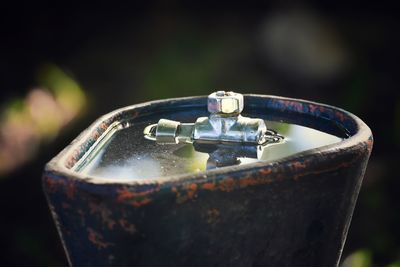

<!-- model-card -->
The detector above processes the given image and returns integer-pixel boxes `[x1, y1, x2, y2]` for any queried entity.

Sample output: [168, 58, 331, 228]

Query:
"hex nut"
[207, 91, 244, 115]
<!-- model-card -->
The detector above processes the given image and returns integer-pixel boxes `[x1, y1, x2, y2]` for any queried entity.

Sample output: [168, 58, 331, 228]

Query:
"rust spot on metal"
[187, 191, 195, 199]
[116, 187, 157, 207]
[66, 149, 80, 168]
[44, 176, 62, 193]
[188, 183, 198, 191]
[239, 175, 274, 188]
[172, 184, 199, 203]
[186, 183, 198, 199]
[88, 228, 112, 249]
[171, 186, 181, 198]
[44, 176, 75, 199]
[239, 176, 258, 188]
[117, 189, 136, 201]
[291, 162, 307, 170]
[259, 168, 272, 175]
[65, 181, 76, 199]
[89, 201, 116, 230]
[92, 131, 100, 139]
[117, 186, 160, 202]
[131, 198, 152, 207]
[100, 122, 108, 131]
[202, 182, 217, 190]
[218, 177, 235, 192]
[171, 186, 188, 203]
[290, 162, 307, 181]
[292, 157, 357, 181]
[201, 175, 274, 194]
[119, 219, 137, 234]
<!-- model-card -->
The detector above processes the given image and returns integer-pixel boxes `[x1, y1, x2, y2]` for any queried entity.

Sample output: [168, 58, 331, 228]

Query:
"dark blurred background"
[0, 2, 399, 267]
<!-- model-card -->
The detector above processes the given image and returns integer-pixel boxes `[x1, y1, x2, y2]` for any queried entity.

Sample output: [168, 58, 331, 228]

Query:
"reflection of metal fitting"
[207, 91, 244, 115]
[144, 91, 272, 145]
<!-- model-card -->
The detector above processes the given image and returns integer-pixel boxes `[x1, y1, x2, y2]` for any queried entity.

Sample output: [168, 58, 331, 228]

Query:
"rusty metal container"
[43, 93, 373, 267]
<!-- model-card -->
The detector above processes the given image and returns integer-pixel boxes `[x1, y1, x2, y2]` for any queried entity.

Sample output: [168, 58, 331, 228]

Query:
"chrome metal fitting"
[207, 91, 244, 115]
[144, 91, 274, 145]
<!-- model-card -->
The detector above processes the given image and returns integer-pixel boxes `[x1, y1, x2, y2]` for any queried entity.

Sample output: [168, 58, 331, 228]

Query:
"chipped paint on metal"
[87, 228, 112, 249]
[118, 219, 137, 234]
[89, 201, 116, 230]
[202, 182, 217, 191]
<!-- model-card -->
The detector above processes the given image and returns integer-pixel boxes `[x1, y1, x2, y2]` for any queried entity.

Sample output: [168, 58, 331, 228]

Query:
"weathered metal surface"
[43, 95, 373, 267]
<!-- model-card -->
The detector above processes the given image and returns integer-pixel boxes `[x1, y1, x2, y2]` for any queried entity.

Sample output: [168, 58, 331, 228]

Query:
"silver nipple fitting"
[144, 91, 267, 145]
